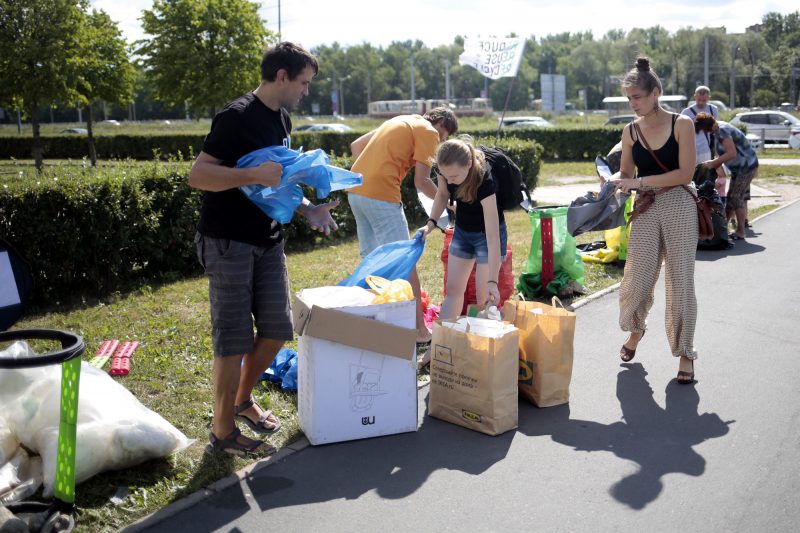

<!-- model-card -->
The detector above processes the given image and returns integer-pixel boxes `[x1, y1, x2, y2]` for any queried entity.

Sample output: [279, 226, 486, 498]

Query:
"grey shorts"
[195, 233, 293, 357]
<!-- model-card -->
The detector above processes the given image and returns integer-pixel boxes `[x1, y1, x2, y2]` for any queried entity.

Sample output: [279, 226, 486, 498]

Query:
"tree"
[78, 9, 136, 166]
[0, 0, 86, 169]
[137, 0, 274, 118]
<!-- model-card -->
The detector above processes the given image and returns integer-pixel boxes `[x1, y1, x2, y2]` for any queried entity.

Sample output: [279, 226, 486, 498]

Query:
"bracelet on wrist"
[487, 280, 498, 285]
[426, 218, 445, 233]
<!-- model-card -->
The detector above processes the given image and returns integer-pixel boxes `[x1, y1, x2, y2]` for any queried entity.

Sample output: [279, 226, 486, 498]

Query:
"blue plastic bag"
[338, 231, 426, 289]
[238, 146, 362, 223]
[260, 347, 298, 391]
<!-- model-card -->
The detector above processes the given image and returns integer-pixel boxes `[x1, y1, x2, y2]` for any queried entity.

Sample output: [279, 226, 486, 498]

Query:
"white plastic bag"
[0, 341, 192, 497]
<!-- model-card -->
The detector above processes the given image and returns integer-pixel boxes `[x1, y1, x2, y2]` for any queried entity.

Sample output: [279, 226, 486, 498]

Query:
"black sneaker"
[745, 219, 753, 228]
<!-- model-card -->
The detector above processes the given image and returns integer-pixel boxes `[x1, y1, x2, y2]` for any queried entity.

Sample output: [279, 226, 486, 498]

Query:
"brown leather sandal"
[619, 330, 645, 362]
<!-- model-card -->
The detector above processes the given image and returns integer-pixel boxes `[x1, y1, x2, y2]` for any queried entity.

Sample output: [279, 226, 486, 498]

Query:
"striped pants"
[619, 186, 699, 359]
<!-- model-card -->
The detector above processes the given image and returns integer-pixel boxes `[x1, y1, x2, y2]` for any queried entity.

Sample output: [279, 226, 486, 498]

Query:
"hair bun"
[635, 57, 650, 72]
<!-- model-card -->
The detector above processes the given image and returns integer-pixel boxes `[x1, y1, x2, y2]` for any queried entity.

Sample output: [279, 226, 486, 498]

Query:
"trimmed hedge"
[1, 140, 542, 307]
[468, 128, 622, 160]
[2, 128, 608, 161]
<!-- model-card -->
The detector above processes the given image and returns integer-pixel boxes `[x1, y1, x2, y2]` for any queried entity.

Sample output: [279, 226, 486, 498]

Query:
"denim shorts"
[348, 193, 410, 258]
[449, 222, 507, 264]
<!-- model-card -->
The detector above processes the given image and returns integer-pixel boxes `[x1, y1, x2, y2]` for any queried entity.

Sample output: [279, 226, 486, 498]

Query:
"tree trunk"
[86, 104, 97, 167]
[30, 104, 43, 171]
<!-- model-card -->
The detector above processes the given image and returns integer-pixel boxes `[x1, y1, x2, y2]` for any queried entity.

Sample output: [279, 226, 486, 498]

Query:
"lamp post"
[338, 74, 351, 117]
[444, 59, 451, 102]
[730, 41, 739, 109]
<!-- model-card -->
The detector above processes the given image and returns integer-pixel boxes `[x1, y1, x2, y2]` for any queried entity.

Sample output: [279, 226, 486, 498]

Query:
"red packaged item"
[109, 341, 139, 376]
[441, 227, 514, 315]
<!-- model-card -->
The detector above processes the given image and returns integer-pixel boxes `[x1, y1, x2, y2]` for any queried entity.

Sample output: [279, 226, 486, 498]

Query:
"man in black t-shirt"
[189, 42, 338, 456]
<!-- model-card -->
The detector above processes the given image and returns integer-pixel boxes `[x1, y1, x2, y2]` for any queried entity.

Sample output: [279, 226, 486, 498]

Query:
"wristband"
[426, 218, 445, 233]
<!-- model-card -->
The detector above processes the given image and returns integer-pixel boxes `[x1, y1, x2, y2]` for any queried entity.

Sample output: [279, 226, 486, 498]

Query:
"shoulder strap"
[689, 106, 697, 117]
[633, 122, 670, 173]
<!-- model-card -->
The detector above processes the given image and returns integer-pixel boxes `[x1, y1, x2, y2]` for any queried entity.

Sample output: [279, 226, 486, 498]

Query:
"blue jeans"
[449, 222, 507, 264]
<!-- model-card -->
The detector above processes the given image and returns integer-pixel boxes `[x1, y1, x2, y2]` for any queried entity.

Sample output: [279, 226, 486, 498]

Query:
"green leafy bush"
[0, 139, 542, 307]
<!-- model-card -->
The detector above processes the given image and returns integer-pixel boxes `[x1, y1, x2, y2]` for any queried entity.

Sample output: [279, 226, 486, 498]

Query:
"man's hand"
[301, 200, 340, 236]
[252, 161, 283, 188]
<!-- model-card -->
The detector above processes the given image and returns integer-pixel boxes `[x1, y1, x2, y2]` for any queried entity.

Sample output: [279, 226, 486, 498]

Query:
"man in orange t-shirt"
[347, 107, 458, 343]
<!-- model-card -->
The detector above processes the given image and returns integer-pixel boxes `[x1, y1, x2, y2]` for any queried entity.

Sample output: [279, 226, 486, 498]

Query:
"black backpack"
[477, 145, 529, 210]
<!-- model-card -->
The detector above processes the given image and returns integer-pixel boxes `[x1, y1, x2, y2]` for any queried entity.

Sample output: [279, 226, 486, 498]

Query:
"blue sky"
[93, 0, 798, 49]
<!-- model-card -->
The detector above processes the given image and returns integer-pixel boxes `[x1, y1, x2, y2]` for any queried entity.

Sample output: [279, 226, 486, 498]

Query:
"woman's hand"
[609, 176, 640, 193]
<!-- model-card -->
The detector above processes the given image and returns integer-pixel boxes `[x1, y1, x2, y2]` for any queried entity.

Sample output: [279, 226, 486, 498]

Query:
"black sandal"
[235, 397, 282, 434]
[677, 359, 695, 384]
[619, 330, 645, 362]
[207, 428, 275, 457]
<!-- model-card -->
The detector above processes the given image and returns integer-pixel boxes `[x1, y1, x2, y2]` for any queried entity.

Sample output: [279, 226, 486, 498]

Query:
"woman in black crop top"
[608, 57, 699, 384]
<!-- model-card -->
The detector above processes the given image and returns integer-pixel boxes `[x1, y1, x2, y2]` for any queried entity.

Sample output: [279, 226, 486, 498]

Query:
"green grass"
[756, 166, 800, 181]
[758, 147, 800, 159]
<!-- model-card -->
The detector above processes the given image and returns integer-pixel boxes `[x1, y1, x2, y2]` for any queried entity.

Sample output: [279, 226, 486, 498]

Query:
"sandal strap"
[210, 427, 241, 445]
[234, 397, 255, 414]
[258, 410, 274, 424]
[210, 427, 265, 452]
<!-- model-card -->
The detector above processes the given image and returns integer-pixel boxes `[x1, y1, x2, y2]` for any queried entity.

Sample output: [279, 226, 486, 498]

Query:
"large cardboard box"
[293, 288, 418, 445]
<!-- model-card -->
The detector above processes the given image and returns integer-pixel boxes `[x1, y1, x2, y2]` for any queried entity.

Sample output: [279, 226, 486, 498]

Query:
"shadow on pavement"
[696, 237, 766, 261]
[517, 363, 734, 510]
[186, 394, 514, 526]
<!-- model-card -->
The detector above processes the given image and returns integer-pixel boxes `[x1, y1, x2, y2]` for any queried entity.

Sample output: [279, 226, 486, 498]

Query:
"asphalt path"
[129, 200, 800, 533]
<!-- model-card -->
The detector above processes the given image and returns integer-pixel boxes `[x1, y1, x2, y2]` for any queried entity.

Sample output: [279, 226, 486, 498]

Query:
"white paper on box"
[294, 290, 418, 445]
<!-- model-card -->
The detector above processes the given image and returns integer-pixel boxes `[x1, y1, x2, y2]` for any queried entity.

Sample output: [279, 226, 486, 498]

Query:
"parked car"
[745, 133, 763, 150]
[499, 116, 554, 129]
[101, 119, 121, 126]
[59, 128, 88, 134]
[604, 114, 636, 126]
[730, 110, 800, 143]
[294, 123, 353, 132]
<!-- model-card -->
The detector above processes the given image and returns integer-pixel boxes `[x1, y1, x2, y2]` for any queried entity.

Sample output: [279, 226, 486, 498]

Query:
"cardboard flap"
[293, 297, 415, 360]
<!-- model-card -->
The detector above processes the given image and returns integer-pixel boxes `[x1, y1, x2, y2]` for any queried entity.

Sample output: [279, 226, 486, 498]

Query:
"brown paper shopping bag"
[428, 318, 519, 436]
[502, 297, 576, 407]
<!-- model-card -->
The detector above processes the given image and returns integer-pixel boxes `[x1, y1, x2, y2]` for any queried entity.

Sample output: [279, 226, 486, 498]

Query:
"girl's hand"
[485, 282, 501, 306]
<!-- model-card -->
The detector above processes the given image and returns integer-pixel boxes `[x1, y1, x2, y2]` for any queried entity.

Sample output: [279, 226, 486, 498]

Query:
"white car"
[294, 123, 353, 132]
[730, 111, 800, 143]
[499, 116, 555, 129]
